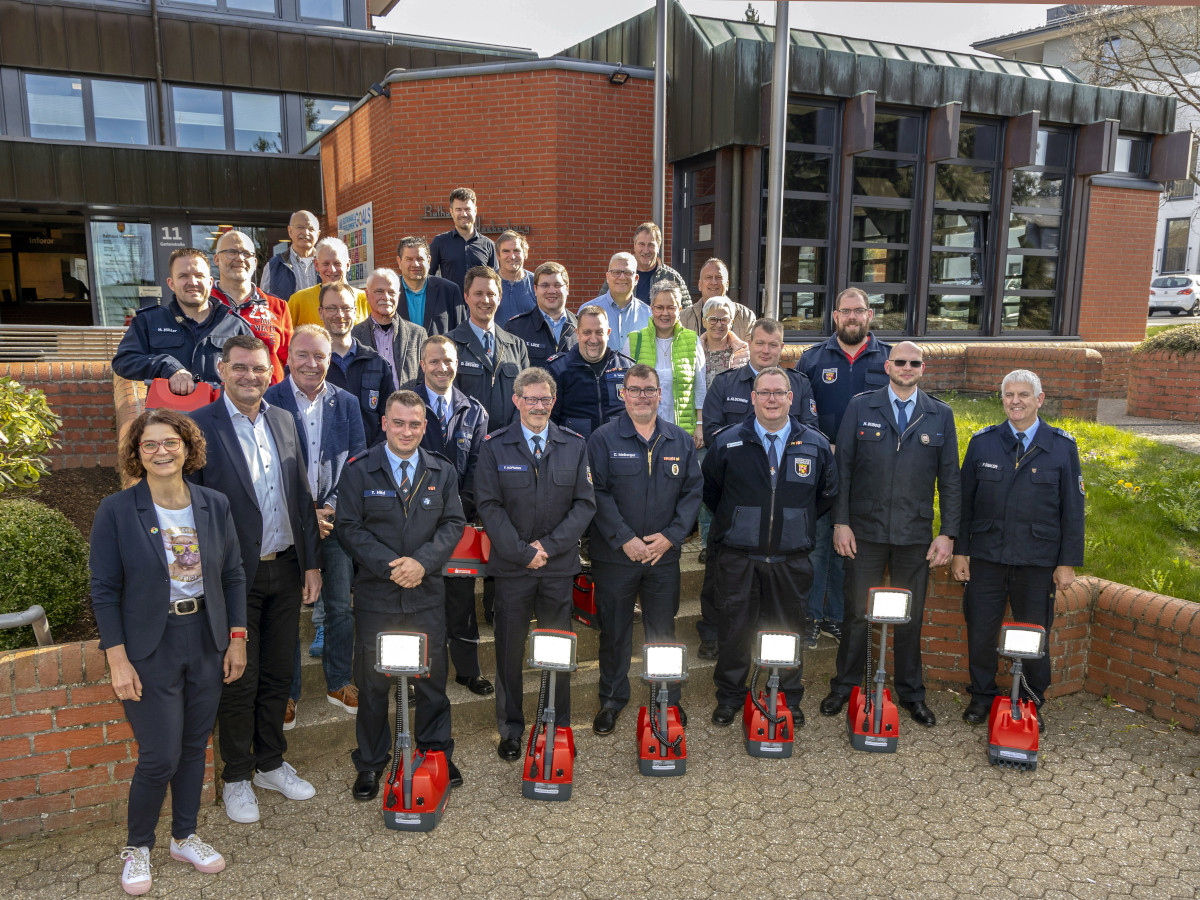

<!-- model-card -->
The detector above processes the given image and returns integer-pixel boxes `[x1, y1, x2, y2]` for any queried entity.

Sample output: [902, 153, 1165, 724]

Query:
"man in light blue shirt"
[591, 252, 649, 353]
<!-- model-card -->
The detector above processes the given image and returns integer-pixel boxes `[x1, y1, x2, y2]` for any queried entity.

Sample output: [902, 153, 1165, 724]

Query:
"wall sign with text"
[338, 202, 374, 287]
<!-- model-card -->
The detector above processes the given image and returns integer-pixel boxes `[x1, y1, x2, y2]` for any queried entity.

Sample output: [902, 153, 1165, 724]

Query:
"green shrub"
[0, 499, 88, 651]
[1134, 322, 1200, 355]
[0, 378, 61, 493]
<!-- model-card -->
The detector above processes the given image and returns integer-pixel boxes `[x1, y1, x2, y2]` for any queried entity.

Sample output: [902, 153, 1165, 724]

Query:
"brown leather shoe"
[283, 699, 297, 731]
[327, 684, 359, 714]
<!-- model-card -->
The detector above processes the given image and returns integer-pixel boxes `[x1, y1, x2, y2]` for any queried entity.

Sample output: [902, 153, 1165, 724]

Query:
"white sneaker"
[119, 846, 151, 896]
[222, 779, 260, 823]
[170, 834, 226, 873]
[253, 761, 315, 800]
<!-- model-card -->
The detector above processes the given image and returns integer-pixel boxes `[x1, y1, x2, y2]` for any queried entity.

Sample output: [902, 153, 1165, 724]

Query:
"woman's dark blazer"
[90, 479, 247, 662]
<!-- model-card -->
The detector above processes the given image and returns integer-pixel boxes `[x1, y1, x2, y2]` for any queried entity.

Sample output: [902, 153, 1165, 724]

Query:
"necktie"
[532, 435, 543, 459]
[482, 331, 493, 360]
[1015, 431, 1027, 453]
[436, 395, 448, 428]
[399, 461, 411, 498]
[766, 433, 779, 483]
[895, 398, 910, 434]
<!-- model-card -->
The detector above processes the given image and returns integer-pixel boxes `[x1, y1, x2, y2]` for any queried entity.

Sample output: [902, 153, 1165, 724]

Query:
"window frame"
[21, 71, 152, 146]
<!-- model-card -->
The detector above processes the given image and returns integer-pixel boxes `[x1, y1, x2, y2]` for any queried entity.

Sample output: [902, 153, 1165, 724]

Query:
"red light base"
[846, 686, 901, 753]
[571, 573, 599, 630]
[636, 706, 687, 776]
[522, 726, 576, 801]
[381, 750, 451, 832]
[987, 696, 1040, 770]
[145, 378, 220, 412]
[742, 690, 795, 758]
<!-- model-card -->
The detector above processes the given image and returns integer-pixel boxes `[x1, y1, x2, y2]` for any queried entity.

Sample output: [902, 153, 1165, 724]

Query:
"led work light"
[642, 643, 688, 682]
[867, 587, 913, 624]
[754, 631, 801, 668]
[999, 623, 1046, 659]
[527, 630, 578, 671]
[376, 632, 429, 677]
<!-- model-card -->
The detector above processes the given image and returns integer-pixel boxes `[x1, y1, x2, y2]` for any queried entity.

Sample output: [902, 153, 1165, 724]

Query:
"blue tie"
[766, 433, 779, 483]
[1015, 431, 1027, 453]
[895, 399, 909, 434]
[482, 332, 493, 360]
[436, 395, 448, 428]
[399, 461, 411, 498]
[531, 435, 543, 459]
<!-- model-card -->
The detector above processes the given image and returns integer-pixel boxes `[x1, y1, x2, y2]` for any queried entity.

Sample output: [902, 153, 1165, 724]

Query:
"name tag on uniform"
[726, 440, 743, 448]
[364, 490, 396, 497]
[610, 451, 639, 459]
[459, 360, 482, 369]
[153, 326, 180, 334]
[862, 421, 884, 428]
[980, 462, 1000, 470]
[662, 456, 680, 461]
[527, 341, 544, 349]
[725, 396, 747, 403]
[499, 464, 529, 472]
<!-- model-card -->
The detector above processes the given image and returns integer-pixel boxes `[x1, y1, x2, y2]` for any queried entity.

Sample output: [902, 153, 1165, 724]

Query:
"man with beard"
[799, 289, 891, 650]
[820, 342, 960, 728]
[428, 187, 498, 293]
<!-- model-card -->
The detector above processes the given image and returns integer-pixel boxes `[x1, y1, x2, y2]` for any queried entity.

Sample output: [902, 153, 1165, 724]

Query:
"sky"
[375, 1, 1058, 59]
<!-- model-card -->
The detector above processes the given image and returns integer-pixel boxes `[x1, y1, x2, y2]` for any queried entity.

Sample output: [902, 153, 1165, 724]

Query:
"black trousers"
[830, 540, 930, 704]
[445, 576, 482, 678]
[594, 560, 681, 710]
[123, 614, 222, 848]
[712, 549, 812, 709]
[493, 574, 572, 741]
[218, 548, 301, 782]
[963, 559, 1056, 704]
[352, 606, 453, 773]
[696, 551, 719, 643]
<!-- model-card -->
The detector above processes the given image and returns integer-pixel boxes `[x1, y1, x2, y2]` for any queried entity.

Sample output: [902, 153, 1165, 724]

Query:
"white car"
[1149, 275, 1200, 316]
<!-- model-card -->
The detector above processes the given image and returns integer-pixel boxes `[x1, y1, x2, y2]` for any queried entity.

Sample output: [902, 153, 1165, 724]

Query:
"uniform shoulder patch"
[560, 426, 584, 440]
[347, 453, 368, 465]
[1053, 426, 1077, 443]
[973, 424, 999, 437]
[483, 432, 494, 441]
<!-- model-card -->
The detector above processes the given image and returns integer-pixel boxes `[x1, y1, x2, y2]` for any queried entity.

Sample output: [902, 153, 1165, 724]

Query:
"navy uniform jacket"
[504, 307, 578, 371]
[447, 321, 529, 432]
[702, 364, 819, 440]
[401, 380, 489, 519]
[474, 421, 596, 578]
[547, 346, 633, 439]
[955, 418, 1085, 569]
[586, 413, 703, 567]
[703, 415, 837, 559]
[112, 299, 251, 386]
[798, 333, 892, 442]
[325, 339, 394, 449]
[832, 387, 961, 546]
[187, 399, 322, 588]
[90, 480, 246, 661]
[337, 444, 466, 615]
[398, 276, 467, 336]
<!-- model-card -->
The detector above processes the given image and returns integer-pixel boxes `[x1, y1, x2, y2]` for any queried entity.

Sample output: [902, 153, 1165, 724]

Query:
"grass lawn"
[943, 396, 1200, 601]
[1145, 322, 1189, 340]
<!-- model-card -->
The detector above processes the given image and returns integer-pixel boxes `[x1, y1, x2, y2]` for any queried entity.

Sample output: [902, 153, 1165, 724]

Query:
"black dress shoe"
[962, 698, 990, 725]
[697, 639, 718, 660]
[592, 707, 619, 735]
[352, 770, 381, 801]
[790, 707, 805, 728]
[698, 548, 707, 564]
[446, 760, 463, 788]
[456, 674, 495, 696]
[1037, 709, 1046, 733]
[497, 737, 522, 762]
[902, 700, 937, 727]
[673, 705, 687, 728]
[819, 692, 847, 717]
[711, 705, 738, 726]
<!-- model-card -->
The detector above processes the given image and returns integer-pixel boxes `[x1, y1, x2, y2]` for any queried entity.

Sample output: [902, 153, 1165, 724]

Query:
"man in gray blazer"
[352, 268, 428, 391]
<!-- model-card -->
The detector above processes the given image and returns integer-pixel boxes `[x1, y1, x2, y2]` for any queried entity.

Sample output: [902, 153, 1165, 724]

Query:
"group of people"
[98, 188, 1085, 896]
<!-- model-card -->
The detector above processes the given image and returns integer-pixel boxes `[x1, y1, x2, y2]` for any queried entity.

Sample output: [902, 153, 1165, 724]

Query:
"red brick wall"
[1127, 349, 1200, 421]
[0, 363, 117, 470]
[321, 68, 673, 306]
[1077, 185, 1159, 343]
[0, 641, 214, 843]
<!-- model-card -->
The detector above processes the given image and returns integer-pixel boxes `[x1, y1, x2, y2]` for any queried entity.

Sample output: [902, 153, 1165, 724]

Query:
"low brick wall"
[0, 362, 118, 469]
[1127, 349, 1200, 422]
[0, 640, 214, 843]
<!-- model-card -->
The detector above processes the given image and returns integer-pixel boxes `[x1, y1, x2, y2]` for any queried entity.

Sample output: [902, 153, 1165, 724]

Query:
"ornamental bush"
[1134, 322, 1200, 355]
[0, 378, 61, 493]
[0, 498, 88, 652]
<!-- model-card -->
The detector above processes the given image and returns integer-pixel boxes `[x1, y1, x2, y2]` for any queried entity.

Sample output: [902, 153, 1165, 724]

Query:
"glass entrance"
[0, 222, 91, 326]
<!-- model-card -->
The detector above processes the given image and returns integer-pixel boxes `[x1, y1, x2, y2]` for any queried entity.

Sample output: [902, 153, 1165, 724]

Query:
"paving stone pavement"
[4, 688, 1199, 899]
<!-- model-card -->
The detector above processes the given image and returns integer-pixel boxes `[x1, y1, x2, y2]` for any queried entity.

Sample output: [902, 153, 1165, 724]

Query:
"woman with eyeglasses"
[91, 408, 246, 895]
[621, 281, 707, 449]
[699, 297, 750, 388]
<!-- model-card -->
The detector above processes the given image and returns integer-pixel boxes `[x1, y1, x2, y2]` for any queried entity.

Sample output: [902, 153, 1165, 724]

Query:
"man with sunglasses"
[819, 342, 961, 727]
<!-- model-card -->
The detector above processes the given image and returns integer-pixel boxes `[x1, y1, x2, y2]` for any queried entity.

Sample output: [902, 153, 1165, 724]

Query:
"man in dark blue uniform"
[952, 369, 1085, 730]
[504, 262, 578, 371]
[819, 342, 961, 727]
[798, 288, 892, 648]
[547, 305, 632, 440]
[337, 390, 467, 801]
[318, 281, 394, 447]
[113, 247, 251, 393]
[474, 368, 596, 762]
[403, 334, 493, 697]
[703, 367, 837, 727]
[587, 363, 703, 735]
[696, 317, 819, 660]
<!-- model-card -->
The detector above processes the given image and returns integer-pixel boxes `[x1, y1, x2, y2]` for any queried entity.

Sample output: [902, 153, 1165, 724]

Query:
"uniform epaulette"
[483, 432, 494, 440]
[426, 449, 455, 466]
[973, 423, 1000, 437]
[347, 453, 368, 465]
[545, 352, 566, 366]
[1053, 426, 1076, 442]
[612, 349, 635, 363]
[559, 426, 584, 440]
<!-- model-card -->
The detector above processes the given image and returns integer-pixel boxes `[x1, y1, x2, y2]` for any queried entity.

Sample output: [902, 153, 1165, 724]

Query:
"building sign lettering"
[422, 205, 532, 235]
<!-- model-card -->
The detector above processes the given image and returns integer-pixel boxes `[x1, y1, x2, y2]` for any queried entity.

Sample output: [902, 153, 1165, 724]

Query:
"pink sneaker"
[170, 833, 226, 873]
[119, 846, 151, 895]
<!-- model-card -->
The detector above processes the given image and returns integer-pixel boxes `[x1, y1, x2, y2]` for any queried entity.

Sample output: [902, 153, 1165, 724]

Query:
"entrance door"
[674, 158, 718, 301]
[0, 222, 91, 326]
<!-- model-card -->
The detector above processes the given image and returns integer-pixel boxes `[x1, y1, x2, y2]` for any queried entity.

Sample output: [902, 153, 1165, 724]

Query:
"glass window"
[780, 246, 824, 285]
[303, 97, 351, 146]
[935, 164, 992, 204]
[957, 123, 999, 162]
[1115, 136, 1151, 176]
[92, 80, 149, 145]
[853, 158, 915, 199]
[851, 247, 907, 284]
[781, 199, 830, 241]
[300, 0, 344, 19]
[786, 104, 835, 147]
[90, 221, 155, 327]
[852, 207, 909, 245]
[1008, 214, 1060, 251]
[1001, 294, 1053, 331]
[780, 291, 824, 332]
[927, 292, 982, 331]
[1005, 255, 1057, 292]
[232, 93, 282, 152]
[1032, 130, 1071, 168]
[1162, 218, 1189, 273]
[930, 252, 983, 285]
[784, 151, 830, 194]
[228, 0, 276, 12]
[873, 113, 920, 154]
[932, 213, 986, 249]
[1012, 170, 1065, 209]
[173, 87, 225, 150]
[26, 74, 85, 141]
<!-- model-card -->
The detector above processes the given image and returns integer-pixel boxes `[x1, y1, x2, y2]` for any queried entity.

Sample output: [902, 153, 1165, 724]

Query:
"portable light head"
[867, 587, 913, 624]
[753, 631, 801, 668]
[375, 631, 429, 677]
[641, 643, 688, 683]
[527, 629, 578, 672]
[998, 622, 1047, 660]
